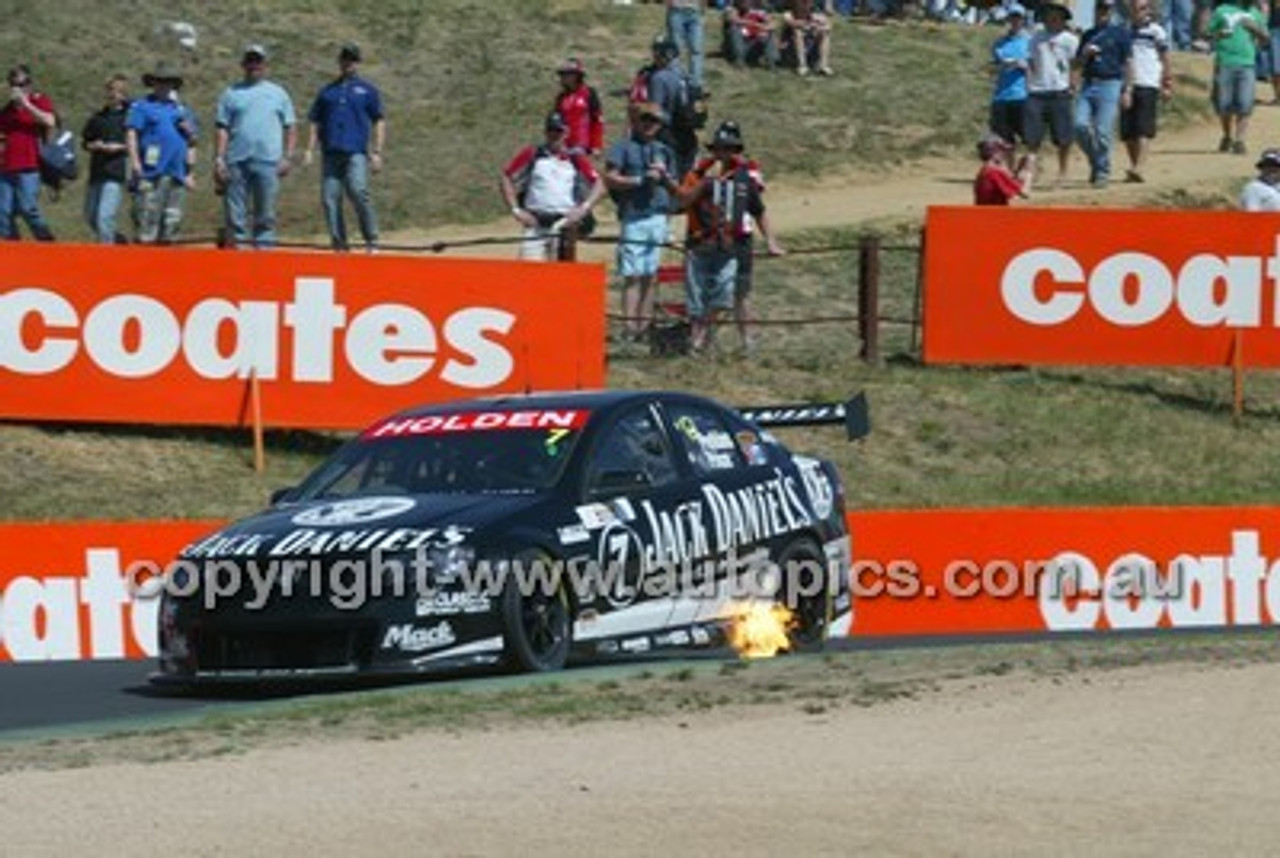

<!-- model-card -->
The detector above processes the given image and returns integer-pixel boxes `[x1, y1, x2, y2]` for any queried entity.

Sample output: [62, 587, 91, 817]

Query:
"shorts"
[1214, 64, 1256, 117]
[1120, 86, 1160, 141]
[617, 213, 669, 279]
[989, 99, 1027, 144]
[1024, 90, 1073, 149]
[685, 248, 738, 319]
[734, 238, 754, 299]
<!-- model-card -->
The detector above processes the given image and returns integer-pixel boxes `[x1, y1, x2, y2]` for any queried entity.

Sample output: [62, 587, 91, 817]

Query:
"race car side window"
[586, 408, 678, 496]
[666, 403, 747, 476]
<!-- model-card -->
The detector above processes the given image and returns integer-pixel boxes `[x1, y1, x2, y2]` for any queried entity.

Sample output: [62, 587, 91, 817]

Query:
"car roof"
[386, 389, 722, 421]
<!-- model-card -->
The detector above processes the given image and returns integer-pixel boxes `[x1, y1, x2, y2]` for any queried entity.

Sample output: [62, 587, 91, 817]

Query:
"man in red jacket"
[0, 65, 57, 240]
[553, 58, 604, 157]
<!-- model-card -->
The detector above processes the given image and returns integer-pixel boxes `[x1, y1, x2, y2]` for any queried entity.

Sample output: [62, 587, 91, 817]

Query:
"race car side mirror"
[269, 486, 295, 505]
[844, 392, 870, 441]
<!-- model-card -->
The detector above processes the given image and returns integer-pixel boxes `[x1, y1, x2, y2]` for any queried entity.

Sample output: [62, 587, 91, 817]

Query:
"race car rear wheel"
[777, 538, 828, 653]
[502, 550, 572, 673]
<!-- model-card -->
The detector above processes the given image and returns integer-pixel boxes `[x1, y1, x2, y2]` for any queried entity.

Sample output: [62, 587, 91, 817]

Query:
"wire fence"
[160, 227, 926, 361]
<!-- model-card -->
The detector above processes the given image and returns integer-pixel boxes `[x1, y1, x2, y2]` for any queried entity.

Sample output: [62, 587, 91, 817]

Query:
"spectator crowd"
[4, 0, 1279, 353]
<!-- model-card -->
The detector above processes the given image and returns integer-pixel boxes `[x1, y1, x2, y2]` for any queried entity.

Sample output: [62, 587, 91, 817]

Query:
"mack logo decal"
[292, 497, 416, 527]
[382, 621, 456, 653]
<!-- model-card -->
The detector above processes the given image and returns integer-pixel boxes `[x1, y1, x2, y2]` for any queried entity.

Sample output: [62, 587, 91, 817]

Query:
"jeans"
[0, 171, 54, 240]
[1074, 78, 1123, 182]
[667, 6, 705, 90]
[726, 28, 779, 68]
[134, 175, 188, 244]
[322, 152, 379, 250]
[1162, 0, 1194, 49]
[225, 159, 280, 248]
[84, 179, 124, 244]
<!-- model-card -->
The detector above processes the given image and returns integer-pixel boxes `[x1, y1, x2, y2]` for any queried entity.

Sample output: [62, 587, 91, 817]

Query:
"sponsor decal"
[557, 524, 591, 545]
[595, 639, 619, 655]
[381, 621, 457, 653]
[922, 207, 1280, 368]
[0, 244, 605, 428]
[653, 628, 692, 647]
[620, 636, 651, 654]
[365, 409, 589, 439]
[291, 497, 417, 527]
[415, 592, 492, 617]
[795, 457, 835, 520]
[690, 625, 712, 646]
[180, 524, 470, 559]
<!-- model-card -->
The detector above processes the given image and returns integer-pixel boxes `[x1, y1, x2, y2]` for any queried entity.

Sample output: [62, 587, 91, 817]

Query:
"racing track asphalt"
[1, 631, 1217, 738]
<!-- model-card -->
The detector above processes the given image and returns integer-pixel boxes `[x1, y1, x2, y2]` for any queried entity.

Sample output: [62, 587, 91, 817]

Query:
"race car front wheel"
[502, 550, 572, 673]
[778, 537, 829, 653]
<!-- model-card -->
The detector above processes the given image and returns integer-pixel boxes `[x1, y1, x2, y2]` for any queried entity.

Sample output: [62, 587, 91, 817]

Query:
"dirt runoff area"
[2, 639, 1279, 857]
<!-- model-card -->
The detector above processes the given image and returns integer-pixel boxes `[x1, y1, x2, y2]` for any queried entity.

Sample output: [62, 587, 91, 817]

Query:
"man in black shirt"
[81, 74, 130, 243]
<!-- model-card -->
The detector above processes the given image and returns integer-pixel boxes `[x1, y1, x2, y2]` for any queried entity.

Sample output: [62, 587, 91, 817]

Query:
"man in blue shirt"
[605, 102, 680, 341]
[305, 43, 385, 252]
[990, 4, 1031, 147]
[1073, 0, 1134, 187]
[126, 61, 198, 244]
[214, 44, 297, 249]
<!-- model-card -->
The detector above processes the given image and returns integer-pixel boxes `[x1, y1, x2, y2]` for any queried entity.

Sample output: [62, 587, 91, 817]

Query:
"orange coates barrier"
[5, 507, 1280, 662]
[0, 243, 606, 430]
[922, 206, 1280, 367]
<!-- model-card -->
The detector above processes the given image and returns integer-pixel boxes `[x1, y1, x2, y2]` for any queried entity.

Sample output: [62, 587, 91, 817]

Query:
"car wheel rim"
[521, 591, 566, 658]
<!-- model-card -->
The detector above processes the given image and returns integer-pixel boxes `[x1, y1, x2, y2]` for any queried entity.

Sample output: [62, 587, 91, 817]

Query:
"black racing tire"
[776, 537, 829, 654]
[501, 550, 572, 673]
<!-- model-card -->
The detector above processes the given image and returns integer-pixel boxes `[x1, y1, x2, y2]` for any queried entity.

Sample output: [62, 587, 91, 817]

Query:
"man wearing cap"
[634, 34, 701, 180]
[605, 102, 681, 340]
[305, 43, 384, 253]
[989, 4, 1030, 147]
[81, 74, 130, 244]
[126, 61, 199, 244]
[0, 64, 57, 241]
[1240, 148, 1280, 210]
[678, 120, 783, 353]
[1025, 2, 1080, 187]
[214, 44, 297, 249]
[974, 133, 1034, 205]
[500, 111, 606, 261]
[1073, 0, 1134, 188]
[552, 58, 604, 157]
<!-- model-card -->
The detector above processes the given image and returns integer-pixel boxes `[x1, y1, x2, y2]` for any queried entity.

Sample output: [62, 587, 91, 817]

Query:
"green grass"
[0, 2, 1240, 520]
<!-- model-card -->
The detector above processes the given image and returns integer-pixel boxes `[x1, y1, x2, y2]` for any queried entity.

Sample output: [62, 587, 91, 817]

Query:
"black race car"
[156, 390, 864, 681]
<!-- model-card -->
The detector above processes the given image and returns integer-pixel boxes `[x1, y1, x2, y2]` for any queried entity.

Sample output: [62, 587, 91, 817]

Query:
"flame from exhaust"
[727, 602, 794, 660]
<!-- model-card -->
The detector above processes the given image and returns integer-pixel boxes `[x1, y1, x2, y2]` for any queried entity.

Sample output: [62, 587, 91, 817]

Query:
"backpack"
[39, 128, 78, 195]
[629, 66, 707, 135]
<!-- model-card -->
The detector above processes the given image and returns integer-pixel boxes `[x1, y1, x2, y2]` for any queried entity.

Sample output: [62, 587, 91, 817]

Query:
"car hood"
[180, 492, 548, 561]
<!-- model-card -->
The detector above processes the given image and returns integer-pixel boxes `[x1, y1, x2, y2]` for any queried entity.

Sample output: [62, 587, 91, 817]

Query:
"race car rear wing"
[737, 392, 870, 442]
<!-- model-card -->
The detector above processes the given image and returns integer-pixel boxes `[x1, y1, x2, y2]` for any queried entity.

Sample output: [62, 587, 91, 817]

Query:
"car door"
[571, 403, 690, 650]
[660, 399, 789, 627]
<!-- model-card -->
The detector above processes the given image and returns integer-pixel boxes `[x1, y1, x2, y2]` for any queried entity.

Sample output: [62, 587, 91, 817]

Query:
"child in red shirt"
[973, 134, 1033, 206]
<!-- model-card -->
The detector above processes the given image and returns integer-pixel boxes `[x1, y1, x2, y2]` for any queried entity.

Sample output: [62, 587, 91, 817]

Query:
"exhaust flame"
[727, 602, 794, 660]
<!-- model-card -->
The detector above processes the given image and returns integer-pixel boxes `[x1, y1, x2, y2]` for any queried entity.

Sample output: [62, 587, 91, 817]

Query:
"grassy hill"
[4, 0, 1211, 241]
[2, 1, 1256, 523]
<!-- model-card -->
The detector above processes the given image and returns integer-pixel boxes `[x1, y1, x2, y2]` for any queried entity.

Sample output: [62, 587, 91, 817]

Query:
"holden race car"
[156, 390, 867, 682]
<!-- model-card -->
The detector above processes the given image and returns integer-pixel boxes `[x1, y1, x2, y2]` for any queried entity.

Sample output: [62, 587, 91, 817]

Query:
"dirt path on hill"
[386, 53, 1269, 263]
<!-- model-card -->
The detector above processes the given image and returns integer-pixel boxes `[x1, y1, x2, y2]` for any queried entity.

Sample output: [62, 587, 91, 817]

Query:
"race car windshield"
[293, 428, 581, 498]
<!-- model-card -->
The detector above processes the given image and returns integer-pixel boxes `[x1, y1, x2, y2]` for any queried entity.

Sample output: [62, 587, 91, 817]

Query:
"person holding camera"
[126, 62, 198, 244]
[0, 65, 57, 241]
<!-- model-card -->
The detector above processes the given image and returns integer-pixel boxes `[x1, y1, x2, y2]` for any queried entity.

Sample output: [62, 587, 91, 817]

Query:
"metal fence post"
[858, 234, 881, 365]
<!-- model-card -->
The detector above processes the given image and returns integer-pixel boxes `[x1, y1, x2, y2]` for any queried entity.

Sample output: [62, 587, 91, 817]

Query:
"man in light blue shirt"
[214, 44, 297, 248]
